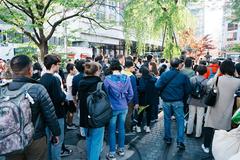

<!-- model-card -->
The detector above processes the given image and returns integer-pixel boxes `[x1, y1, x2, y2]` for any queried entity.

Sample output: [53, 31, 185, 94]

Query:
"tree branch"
[2, 1, 40, 46]
[46, 12, 81, 40]
[42, 0, 52, 18]
[5, 0, 32, 17]
[81, 14, 107, 30]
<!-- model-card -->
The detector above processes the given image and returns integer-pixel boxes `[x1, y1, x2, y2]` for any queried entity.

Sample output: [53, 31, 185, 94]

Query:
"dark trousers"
[6, 137, 48, 160]
[151, 104, 159, 120]
[203, 127, 215, 148]
[137, 105, 152, 127]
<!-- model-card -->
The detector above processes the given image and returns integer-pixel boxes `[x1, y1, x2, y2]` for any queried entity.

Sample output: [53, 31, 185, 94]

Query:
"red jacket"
[204, 64, 219, 79]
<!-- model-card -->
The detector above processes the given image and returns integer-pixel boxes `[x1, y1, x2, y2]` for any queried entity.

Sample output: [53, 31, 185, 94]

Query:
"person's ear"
[28, 66, 33, 77]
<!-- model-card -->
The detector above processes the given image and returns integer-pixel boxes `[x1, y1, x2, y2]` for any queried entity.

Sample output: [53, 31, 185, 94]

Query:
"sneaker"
[136, 126, 141, 133]
[143, 125, 147, 131]
[177, 142, 185, 150]
[201, 144, 209, 153]
[163, 138, 172, 144]
[145, 126, 151, 133]
[132, 126, 136, 131]
[117, 149, 125, 156]
[106, 153, 116, 160]
[67, 124, 78, 130]
[61, 148, 73, 157]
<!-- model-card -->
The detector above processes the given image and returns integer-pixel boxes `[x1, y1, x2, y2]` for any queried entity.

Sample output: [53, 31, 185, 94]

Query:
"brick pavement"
[0, 113, 212, 160]
[61, 113, 211, 160]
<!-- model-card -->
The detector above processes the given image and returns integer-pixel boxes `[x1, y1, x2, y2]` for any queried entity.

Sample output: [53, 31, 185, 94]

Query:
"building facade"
[0, 0, 161, 60]
[187, 0, 205, 38]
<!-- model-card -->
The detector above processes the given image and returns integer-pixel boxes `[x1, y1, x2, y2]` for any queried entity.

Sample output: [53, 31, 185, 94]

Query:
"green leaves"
[228, 44, 240, 52]
[124, 0, 195, 59]
[230, 0, 240, 22]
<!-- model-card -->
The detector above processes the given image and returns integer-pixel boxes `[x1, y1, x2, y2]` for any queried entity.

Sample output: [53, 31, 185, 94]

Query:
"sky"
[204, 0, 225, 50]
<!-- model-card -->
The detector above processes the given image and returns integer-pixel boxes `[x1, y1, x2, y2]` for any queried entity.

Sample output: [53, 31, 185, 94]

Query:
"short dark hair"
[184, 57, 193, 68]
[147, 54, 153, 61]
[109, 59, 122, 71]
[220, 60, 235, 76]
[75, 59, 85, 72]
[140, 66, 150, 76]
[66, 63, 75, 73]
[170, 58, 181, 68]
[160, 58, 166, 63]
[126, 56, 133, 61]
[236, 63, 240, 75]
[133, 56, 138, 62]
[10, 55, 32, 75]
[199, 60, 207, 66]
[43, 54, 61, 70]
[125, 60, 134, 68]
[196, 65, 207, 75]
[95, 55, 103, 62]
[33, 62, 42, 71]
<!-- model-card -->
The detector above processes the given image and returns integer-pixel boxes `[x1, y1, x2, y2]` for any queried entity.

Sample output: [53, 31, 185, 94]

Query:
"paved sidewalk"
[0, 113, 211, 160]
[62, 113, 211, 160]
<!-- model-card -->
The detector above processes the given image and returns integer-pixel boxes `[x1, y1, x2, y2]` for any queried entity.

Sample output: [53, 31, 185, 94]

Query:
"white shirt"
[66, 74, 74, 100]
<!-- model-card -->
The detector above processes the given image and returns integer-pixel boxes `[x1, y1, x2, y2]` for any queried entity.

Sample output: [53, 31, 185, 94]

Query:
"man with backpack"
[155, 58, 191, 150]
[186, 65, 208, 138]
[0, 55, 60, 160]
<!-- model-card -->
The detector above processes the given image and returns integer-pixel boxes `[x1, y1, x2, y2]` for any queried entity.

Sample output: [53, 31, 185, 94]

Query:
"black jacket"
[40, 73, 66, 118]
[8, 77, 61, 140]
[78, 76, 102, 128]
[138, 74, 159, 106]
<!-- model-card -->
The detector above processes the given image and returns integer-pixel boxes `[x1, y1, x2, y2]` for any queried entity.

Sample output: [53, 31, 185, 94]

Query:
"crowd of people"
[0, 53, 240, 160]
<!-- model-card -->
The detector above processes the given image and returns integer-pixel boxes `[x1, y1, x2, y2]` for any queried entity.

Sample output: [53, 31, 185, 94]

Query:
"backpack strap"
[0, 83, 35, 103]
[97, 82, 103, 91]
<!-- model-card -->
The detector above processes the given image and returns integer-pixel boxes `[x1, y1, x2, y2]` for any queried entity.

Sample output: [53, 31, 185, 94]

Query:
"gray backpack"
[0, 83, 35, 155]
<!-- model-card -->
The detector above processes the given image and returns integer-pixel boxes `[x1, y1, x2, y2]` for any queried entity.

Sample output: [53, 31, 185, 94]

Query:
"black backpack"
[87, 82, 112, 128]
[191, 78, 206, 99]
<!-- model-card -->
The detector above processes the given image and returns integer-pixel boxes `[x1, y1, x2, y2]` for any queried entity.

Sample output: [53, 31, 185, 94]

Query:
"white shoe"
[132, 126, 136, 131]
[136, 126, 141, 133]
[201, 144, 209, 153]
[145, 126, 151, 133]
[143, 126, 147, 130]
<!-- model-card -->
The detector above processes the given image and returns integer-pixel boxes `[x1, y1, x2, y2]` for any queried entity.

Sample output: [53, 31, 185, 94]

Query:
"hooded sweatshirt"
[78, 76, 102, 128]
[104, 72, 134, 111]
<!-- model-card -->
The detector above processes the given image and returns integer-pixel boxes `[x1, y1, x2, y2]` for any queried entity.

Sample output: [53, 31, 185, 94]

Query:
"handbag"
[204, 77, 219, 107]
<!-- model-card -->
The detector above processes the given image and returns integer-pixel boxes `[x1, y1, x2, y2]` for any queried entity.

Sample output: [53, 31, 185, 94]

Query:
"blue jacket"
[72, 72, 84, 96]
[104, 73, 134, 111]
[121, 70, 139, 105]
[155, 68, 191, 102]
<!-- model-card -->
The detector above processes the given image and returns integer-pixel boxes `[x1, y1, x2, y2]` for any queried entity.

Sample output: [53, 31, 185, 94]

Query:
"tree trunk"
[39, 41, 48, 61]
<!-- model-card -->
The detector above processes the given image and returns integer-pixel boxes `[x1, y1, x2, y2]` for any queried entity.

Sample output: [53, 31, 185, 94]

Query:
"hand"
[134, 104, 139, 109]
[51, 136, 59, 145]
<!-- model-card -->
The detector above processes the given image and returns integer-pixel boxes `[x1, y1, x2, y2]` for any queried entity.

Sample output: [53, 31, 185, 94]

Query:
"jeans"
[46, 118, 64, 160]
[163, 101, 185, 143]
[84, 127, 104, 160]
[109, 109, 128, 154]
[187, 105, 205, 137]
